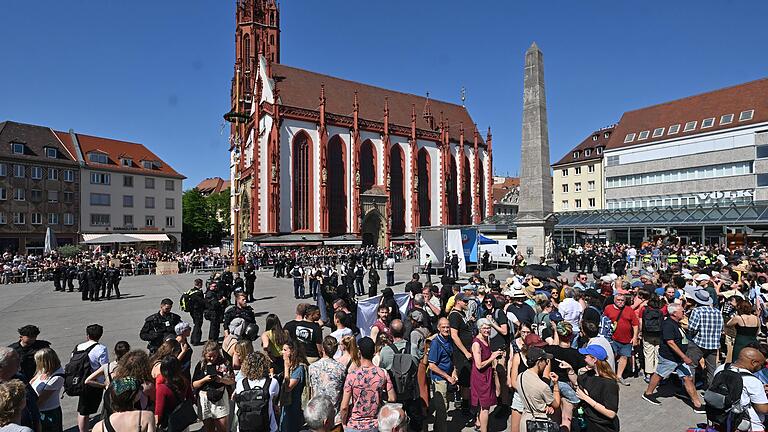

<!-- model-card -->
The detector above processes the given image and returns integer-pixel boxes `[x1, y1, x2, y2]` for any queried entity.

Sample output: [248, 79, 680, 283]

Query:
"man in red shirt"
[603, 294, 639, 385]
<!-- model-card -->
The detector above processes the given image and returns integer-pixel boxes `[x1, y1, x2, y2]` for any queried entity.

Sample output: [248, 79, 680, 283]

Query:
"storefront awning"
[324, 240, 362, 246]
[82, 233, 170, 244]
[128, 234, 170, 242]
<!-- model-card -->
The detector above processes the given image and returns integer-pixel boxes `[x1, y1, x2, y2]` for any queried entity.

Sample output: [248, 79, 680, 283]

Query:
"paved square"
[0, 262, 702, 431]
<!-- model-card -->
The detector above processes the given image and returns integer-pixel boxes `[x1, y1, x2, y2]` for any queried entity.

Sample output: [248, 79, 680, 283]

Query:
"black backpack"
[703, 364, 752, 428]
[388, 342, 418, 401]
[642, 307, 662, 334]
[234, 379, 271, 432]
[63, 343, 97, 396]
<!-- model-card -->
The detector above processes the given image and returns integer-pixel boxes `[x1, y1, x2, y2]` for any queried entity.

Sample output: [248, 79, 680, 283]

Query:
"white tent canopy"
[82, 233, 170, 244]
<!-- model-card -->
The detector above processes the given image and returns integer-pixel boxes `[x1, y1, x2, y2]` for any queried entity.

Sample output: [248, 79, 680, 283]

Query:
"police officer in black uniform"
[244, 262, 256, 302]
[52, 262, 63, 292]
[66, 261, 77, 292]
[139, 298, 182, 353]
[186, 278, 206, 345]
[106, 263, 121, 299]
[232, 272, 244, 294]
[204, 282, 228, 342]
[78, 264, 89, 301]
[87, 264, 101, 301]
[222, 292, 256, 333]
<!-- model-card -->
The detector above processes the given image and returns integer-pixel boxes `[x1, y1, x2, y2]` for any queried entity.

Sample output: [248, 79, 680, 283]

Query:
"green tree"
[182, 188, 231, 250]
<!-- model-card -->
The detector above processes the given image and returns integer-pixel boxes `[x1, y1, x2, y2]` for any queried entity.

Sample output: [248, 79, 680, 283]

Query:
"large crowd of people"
[5, 240, 768, 431]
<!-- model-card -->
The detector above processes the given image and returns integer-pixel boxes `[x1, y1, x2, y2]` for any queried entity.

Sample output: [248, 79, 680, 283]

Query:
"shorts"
[198, 388, 230, 420]
[611, 340, 633, 358]
[511, 392, 524, 412]
[557, 381, 581, 404]
[77, 386, 104, 416]
[452, 351, 471, 387]
[655, 356, 693, 379]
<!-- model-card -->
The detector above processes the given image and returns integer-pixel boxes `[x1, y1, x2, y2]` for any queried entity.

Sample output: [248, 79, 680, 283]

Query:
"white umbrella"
[44, 226, 58, 254]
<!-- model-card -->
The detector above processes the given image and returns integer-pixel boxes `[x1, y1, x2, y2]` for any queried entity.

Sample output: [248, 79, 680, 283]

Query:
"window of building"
[758, 174, 768, 187]
[45, 147, 57, 158]
[48, 168, 58, 180]
[14, 188, 25, 201]
[165, 198, 174, 209]
[123, 195, 133, 207]
[0, 163, 5, 177]
[48, 213, 58, 225]
[30, 189, 42, 202]
[13, 212, 25, 225]
[63, 170, 74, 182]
[63, 192, 73, 203]
[145, 178, 155, 189]
[124, 175, 133, 187]
[165, 216, 174, 227]
[575, 166, 582, 175]
[145, 197, 155, 208]
[588, 180, 595, 191]
[143, 161, 155, 169]
[145, 215, 155, 227]
[121, 158, 133, 167]
[573, 151, 580, 158]
[11, 143, 24, 154]
[668, 124, 681, 135]
[588, 164, 595, 173]
[124, 215, 133, 227]
[31, 166, 42, 180]
[652, 127, 665, 137]
[90, 193, 110, 206]
[64, 213, 74, 226]
[562, 169, 568, 177]
[740, 110, 754, 121]
[14, 164, 24, 178]
[574, 182, 582, 192]
[0, 188, 5, 200]
[758, 145, 768, 159]
[91, 214, 110, 226]
[683, 121, 697, 132]
[588, 198, 596, 208]
[701, 117, 715, 128]
[596, 147, 603, 155]
[638, 130, 650, 140]
[624, 133, 635, 143]
[562, 184, 569, 193]
[585, 149, 591, 157]
[48, 190, 58, 203]
[575, 199, 582, 208]
[562, 200, 569, 210]
[606, 155, 620, 166]
[165, 180, 174, 191]
[0, 213, 6, 224]
[720, 114, 734, 125]
[90, 172, 110, 184]
[88, 152, 108, 164]
[592, 135, 598, 141]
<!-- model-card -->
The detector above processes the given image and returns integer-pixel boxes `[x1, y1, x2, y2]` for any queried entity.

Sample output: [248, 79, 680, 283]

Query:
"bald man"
[379, 319, 408, 370]
[711, 348, 768, 431]
[378, 403, 408, 432]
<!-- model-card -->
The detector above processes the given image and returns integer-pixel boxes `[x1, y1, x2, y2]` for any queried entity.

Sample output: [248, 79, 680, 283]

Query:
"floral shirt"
[308, 358, 345, 425]
[343, 365, 392, 430]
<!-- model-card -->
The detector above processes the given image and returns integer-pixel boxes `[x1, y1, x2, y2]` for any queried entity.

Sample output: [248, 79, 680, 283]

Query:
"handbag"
[519, 373, 560, 432]
[205, 386, 225, 403]
[166, 389, 198, 432]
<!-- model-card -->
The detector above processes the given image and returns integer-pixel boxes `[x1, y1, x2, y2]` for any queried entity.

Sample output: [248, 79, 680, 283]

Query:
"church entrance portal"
[361, 211, 385, 247]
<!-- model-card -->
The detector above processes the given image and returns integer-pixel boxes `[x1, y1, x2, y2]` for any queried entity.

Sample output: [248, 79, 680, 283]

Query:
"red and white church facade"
[229, 0, 494, 247]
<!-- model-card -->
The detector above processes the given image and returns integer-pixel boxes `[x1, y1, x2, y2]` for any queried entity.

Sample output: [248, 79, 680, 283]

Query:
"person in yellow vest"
[667, 253, 679, 265]
[686, 254, 699, 267]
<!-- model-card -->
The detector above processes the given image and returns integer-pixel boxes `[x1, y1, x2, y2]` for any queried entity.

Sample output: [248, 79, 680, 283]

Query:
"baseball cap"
[455, 293, 468, 302]
[526, 347, 554, 364]
[524, 333, 547, 348]
[549, 311, 564, 323]
[578, 344, 608, 361]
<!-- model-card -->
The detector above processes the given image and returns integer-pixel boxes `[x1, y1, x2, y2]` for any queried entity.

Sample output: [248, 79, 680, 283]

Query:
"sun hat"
[683, 287, 713, 306]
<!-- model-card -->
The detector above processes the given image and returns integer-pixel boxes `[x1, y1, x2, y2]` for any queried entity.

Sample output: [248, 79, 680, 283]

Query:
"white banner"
[419, 229, 445, 266]
[356, 293, 411, 338]
[446, 229, 466, 274]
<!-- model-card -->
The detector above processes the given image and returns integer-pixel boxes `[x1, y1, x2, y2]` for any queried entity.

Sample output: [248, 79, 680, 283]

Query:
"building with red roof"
[195, 177, 230, 196]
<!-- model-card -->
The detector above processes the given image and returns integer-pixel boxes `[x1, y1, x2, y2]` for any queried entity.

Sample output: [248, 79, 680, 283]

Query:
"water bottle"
[576, 407, 587, 430]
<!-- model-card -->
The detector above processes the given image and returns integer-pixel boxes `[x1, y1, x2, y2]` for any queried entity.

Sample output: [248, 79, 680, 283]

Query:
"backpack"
[234, 379, 271, 432]
[179, 289, 195, 313]
[388, 342, 418, 401]
[642, 307, 662, 334]
[63, 343, 97, 396]
[703, 364, 752, 429]
[532, 312, 550, 338]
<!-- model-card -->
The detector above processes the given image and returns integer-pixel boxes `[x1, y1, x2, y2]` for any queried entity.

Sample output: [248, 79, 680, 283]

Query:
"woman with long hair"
[30, 348, 64, 432]
[232, 339, 254, 381]
[192, 341, 234, 432]
[150, 339, 182, 381]
[727, 299, 760, 361]
[261, 314, 288, 377]
[335, 335, 361, 373]
[0, 380, 33, 432]
[154, 357, 193, 430]
[279, 340, 308, 432]
[108, 350, 155, 416]
[86, 341, 131, 390]
[559, 344, 619, 432]
[174, 322, 193, 381]
[91, 378, 156, 432]
[233, 352, 279, 432]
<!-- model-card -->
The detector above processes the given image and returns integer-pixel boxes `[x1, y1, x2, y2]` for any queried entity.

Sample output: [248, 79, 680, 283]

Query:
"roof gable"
[553, 126, 613, 166]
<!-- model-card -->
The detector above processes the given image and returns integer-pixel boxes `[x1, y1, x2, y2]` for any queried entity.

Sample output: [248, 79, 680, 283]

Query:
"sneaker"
[693, 405, 706, 414]
[642, 393, 661, 406]
[618, 378, 631, 386]
[644, 375, 651, 384]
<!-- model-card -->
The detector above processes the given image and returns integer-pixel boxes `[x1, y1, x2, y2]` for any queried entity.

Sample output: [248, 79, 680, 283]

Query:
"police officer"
[106, 263, 121, 300]
[87, 264, 101, 301]
[52, 262, 63, 292]
[78, 264, 89, 301]
[139, 298, 181, 353]
[290, 264, 305, 299]
[204, 282, 228, 342]
[354, 262, 365, 296]
[66, 261, 77, 292]
[450, 251, 460, 279]
[243, 262, 256, 302]
[186, 279, 206, 345]
[222, 292, 256, 333]
[232, 272, 244, 294]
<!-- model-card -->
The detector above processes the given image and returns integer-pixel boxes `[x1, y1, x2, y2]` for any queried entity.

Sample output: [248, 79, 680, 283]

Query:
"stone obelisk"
[514, 42, 556, 263]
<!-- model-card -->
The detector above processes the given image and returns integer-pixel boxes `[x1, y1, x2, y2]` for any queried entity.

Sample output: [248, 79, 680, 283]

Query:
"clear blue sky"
[2, 1, 767, 187]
